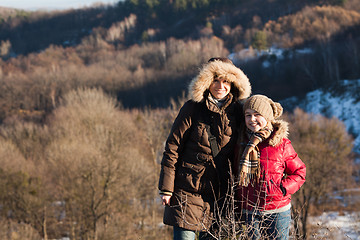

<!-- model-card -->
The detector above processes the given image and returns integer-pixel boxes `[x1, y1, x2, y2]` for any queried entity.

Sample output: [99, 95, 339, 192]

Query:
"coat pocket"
[175, 161, 206, 193]
[266, 178, 284, 201]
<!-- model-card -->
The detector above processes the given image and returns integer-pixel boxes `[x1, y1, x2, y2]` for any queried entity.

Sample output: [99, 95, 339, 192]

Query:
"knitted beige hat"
[244, 95, 283, 121]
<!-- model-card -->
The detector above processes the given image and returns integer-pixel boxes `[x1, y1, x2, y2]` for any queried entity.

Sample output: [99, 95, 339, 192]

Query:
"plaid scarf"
[237, 124, 273, 187]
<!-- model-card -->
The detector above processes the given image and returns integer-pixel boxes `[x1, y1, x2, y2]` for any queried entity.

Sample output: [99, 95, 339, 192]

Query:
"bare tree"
[285, 108, 354, 239]
[45, 88, 160, 239]
[0, 135, 51, 239]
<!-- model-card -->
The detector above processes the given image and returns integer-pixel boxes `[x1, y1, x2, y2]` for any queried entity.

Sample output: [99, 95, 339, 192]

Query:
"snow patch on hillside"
[282, 79, 360, 154]
[229, 47, 312, 66]
[309, 211, 360, 240]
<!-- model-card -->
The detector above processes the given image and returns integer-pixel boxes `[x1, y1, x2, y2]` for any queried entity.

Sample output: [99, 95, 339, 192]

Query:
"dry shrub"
[0, 136, 47, 239]
[45, 88, 157, 239]
[264, 5, 360, 47]
[105, 14, 137, 43]
[221, 25, 243, 49]
[200, 37, 229, 61]
[285, 108, 354, 238]
[344, 0, 360, 12]
[0, 220, 41, 240]
[0, 120, 49, 164]
[165, 37, 229, 73]
[0, 137, 32, 173]
[0, 46, 87, 115]
[134, 107, 175, 164]
[0, 31, 230, 118]
[288, 108, 354, 194]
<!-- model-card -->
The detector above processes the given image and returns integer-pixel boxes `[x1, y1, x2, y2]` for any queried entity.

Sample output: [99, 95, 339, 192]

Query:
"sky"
[0, 0, 120, 11]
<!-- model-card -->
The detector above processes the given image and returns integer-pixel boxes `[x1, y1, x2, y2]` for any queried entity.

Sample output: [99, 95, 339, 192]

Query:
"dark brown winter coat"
[158, 60, 251, 231]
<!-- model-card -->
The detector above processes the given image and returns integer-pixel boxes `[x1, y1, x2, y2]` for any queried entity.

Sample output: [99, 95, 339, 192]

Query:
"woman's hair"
[208, 57, 234, 64]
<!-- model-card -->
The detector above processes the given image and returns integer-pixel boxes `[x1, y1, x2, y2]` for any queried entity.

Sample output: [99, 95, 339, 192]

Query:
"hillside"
[0, 1, 359, 239]
[282, 79, 360, 154]
[0, 0, 360, 113]
[1, 0, 359, 55]
[0, 7, 18, 17]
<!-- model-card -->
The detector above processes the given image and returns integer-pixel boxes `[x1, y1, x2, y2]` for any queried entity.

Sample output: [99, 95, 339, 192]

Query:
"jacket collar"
[206, 92, 233, 113]
[267, 120, 289, 146]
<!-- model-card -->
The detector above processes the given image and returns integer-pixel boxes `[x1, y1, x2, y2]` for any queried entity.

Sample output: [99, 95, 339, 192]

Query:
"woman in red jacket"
[235, 94, 306, 240]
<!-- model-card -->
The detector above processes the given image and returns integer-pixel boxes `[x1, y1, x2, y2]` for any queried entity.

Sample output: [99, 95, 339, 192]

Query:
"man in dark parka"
[158, 57, 251, 239]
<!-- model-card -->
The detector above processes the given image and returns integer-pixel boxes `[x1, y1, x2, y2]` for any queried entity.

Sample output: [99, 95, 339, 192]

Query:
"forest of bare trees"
[0, 88, 355, 239]
[0, 88, 173, 239]
[0, 0, 359, 239]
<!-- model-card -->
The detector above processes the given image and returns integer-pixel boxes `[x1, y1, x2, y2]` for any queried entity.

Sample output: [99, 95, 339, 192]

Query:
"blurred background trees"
[0, 88, 355, 239]
[0, 88, 175, 239]
[0, 0, 359, 238]
[284, 108, 355, 239]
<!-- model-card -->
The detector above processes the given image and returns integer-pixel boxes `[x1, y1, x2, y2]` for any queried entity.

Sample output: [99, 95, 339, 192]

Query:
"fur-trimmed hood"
[188, 60, 251, 102]
[268, 119, 289, 147]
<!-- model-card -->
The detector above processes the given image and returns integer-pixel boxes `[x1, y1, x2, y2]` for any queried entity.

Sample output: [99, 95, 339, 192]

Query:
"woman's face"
[209, 77, 231, 100]
[245, 109, 268, 132]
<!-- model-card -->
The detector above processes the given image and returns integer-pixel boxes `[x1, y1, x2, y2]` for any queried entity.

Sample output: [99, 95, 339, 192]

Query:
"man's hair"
[207, 57, 234, 64]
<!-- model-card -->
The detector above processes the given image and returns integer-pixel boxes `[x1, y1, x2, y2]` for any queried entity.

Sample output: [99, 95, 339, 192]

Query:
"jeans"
[173, 226, 213, 240]
[245, 209, 291, 240]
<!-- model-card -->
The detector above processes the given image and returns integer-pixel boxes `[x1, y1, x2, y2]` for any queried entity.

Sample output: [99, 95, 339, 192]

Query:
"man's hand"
[161, 195, 171, 206]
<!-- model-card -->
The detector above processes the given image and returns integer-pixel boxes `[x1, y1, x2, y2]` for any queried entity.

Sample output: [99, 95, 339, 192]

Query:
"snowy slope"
[230, 48, 360, 154]
[282, 80, 360, 239]
[309, 211, 360, 240]
[281, 79, 360, 154]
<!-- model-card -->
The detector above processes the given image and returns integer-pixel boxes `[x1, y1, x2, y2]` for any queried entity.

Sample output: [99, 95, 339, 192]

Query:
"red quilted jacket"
[235, 120, 306, 212]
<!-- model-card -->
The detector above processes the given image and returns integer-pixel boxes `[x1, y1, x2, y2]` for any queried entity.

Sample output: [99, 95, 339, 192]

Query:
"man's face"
[209, 77, 231, 100]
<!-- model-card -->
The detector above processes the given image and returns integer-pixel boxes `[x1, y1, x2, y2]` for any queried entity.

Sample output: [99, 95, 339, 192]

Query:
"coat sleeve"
[158, 100, 195, 193]
[281, 139, 306, 195]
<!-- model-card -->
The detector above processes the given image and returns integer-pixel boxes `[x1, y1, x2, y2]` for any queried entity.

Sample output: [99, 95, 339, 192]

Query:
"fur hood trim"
[188, 60, 251, 102]
[268, 119, 289, 147]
